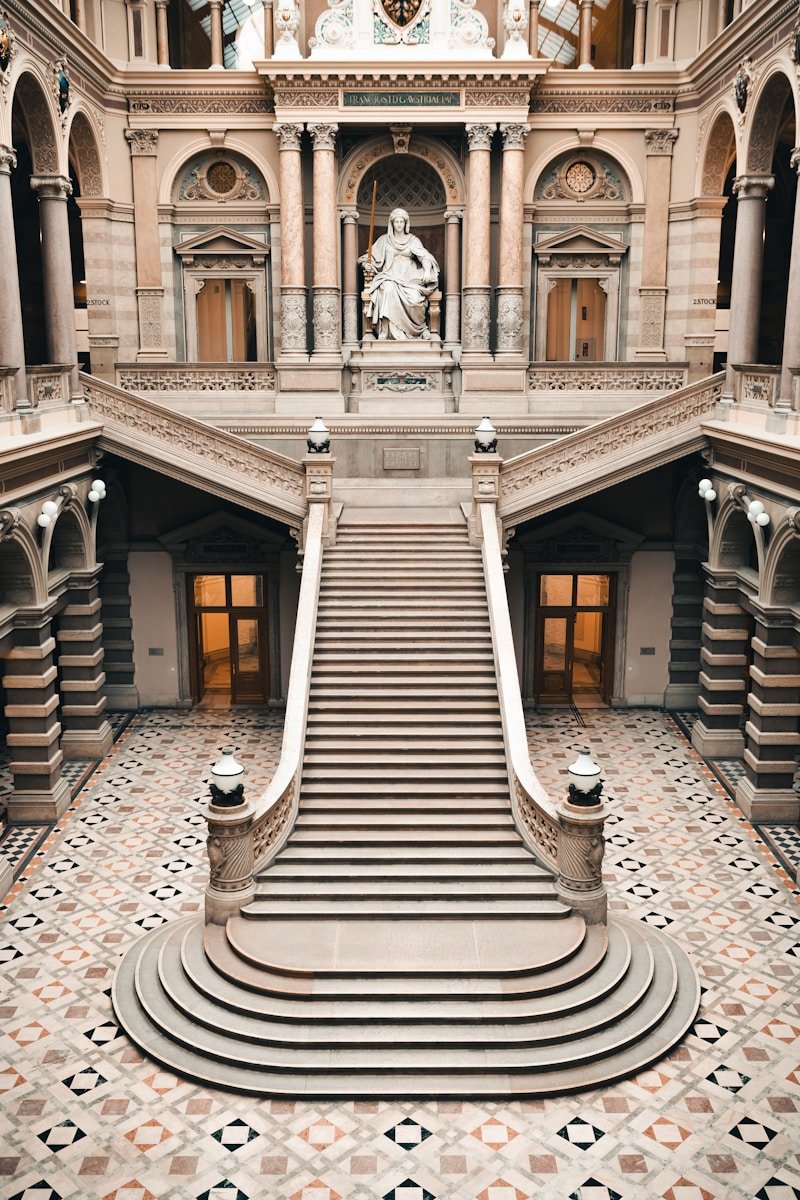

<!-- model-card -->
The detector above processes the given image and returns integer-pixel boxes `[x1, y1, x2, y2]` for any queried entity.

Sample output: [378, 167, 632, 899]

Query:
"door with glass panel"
[535, 573, 613, 704]
[189, 574, 269, 704]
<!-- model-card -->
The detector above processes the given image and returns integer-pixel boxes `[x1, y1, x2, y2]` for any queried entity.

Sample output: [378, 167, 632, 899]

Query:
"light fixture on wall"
[37, 500, 58, 528]
[697, 478, 716, 502]
[747, 499, 770, 528]
[474, 416, 498, 453]
[307, 418, 331, 454]
[87, 479, 107, 503]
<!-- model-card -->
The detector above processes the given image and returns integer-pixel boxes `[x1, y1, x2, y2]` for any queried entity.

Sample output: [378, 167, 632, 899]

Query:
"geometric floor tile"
[643, 1117, 692, 1150]
[62, 1068, 107, 1095]
[470, 1118, 519, 1149]
[728, 1119, 778, 1148]
[568, 1180, 622, 1200]
[754, 1181, 800, 1200]
[297, 1118, 347, 1150]
[210, 1119, 259, 1150]
[556, 1119, 605, 1147]
[385, 1118, 433, 1149]
[37, 1120, 86, 1151]
[9, 1186, 63, 1200]
[705, 1068, 751, 1093]
[662, 1181, 715, 1200]
[383, 1183, 435, 1200]
[476, 1182, 529, 1200]
[197, 1184, 249, 1200]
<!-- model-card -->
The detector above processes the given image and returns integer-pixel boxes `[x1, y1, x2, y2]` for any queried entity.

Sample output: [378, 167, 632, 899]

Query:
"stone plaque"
[383, 448, 421, 471]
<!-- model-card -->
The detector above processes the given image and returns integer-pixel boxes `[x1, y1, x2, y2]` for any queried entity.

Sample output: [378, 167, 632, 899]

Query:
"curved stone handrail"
[478, 500, 607, 923]
[499, 372, 724, 526]
[251, 502, 325, 870]
[80, 373, 306, 526]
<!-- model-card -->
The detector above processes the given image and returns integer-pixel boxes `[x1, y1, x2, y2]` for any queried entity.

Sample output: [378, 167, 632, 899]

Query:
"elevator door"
[535, 573, 613, 704]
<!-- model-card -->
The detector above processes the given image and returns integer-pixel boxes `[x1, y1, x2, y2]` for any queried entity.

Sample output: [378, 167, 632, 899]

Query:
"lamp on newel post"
[307, 416, 331, 453]
[556, 743, 608, 923]
[204, 748, 255, 924]
[474, 416, 498, 453]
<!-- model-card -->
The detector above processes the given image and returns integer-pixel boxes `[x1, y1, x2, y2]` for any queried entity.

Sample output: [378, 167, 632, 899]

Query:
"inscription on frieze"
[383, 448, 421, 471]
[343, 90, 462, 107]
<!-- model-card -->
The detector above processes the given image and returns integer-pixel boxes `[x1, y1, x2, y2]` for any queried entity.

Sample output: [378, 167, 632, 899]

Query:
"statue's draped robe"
[365, 230, 439, 339]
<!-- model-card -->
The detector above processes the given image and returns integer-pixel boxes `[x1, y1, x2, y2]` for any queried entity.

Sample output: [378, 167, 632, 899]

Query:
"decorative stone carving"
[274, 0, 301, 52]
[390, 125, 412, 154]
[499, 122, 529, 151]
[125, 129, 159, 156]
[0, 508, 21, 542]
[363, 371, 435, 391]
[532, 92, 674, 115]
[734, 57, 753, 115]
[118, 366, 277, 393]
[29, 174, 72, 201]
[539, 156, 624, 202]
[0, 10, 16, 93]
[129, 92, 272, 115]
[360, 209, 439, 340]
[374, 0, 431, 45]
[310, 0, 356, 51]
[502, 0, 529, 55]
[274, 122, 303, 151]
[496, 290, 524, 353]
[527, 364, 686, 392]
[179, 156, 265, 203]
[465, 123, 495, 151]
[69, 116, 104, 198]
[644, 128, 678, 156]
[136, 289, 165, 351]
[638, 288, 666, 350]
[51, 58, 71, 126]
[0, 144, 16, 173]
[448, 0, 494, 50]
[280, 290, 308, 353]
[309, 123, 338, 152]
[462, 290, 490, 351]
[313, 290, 340, 350]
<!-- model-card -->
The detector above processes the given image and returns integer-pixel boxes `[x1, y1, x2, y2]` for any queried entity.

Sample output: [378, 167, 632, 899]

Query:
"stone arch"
[9, 67, 61, 175]
[699, 108, 738, 196]
[47, 503, 91, 578]
[67, 108, 106, 198]
[744, 66, 798, 175]
[532, 147, 632, 204]
[338, 134, 466, 209]
[526, 137, 643, 205]
[160, 137, 278, 206]
[710, 497, 757, 574]
[762, 511, 800, 607]
[0, 518, 46, 607]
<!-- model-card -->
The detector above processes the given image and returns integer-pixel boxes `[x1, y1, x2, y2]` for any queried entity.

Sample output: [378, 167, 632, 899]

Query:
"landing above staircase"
[113, 508, 700, 1096]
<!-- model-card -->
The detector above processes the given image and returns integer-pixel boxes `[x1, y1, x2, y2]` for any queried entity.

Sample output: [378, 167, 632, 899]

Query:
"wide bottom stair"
[113, 510, 699, 1095]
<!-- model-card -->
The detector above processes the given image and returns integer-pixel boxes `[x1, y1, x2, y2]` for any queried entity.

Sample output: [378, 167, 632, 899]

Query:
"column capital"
[444, 208, 463, 222]
[644, 128, 678, 156]
[790, 147, 800, 174]
[340, 207, 359, 223]
[499, 122, 529, 151]
[274, 122, 303, 151]
[154, 0, 168, 7]
[125, 128, 159, 156]
[733, 173, 775, 200]
[30, 174, 72, 200]
[309, 123, 338, 151]
[466, 123, 496, 151]
[633, 0, 647, 7]
[0, 145, 16, 175]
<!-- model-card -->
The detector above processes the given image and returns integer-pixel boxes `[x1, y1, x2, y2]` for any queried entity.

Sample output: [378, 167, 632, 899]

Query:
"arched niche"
[67, 109, 106, 199]
[526, 138, 642, 205]
[744, 67, 797, 174]
[711, 501, 757, 575]
[699, 109, 738, 197]
[338, 135, 465, 209]
[0, 534, 42, 608]
[160, 139, 277, 207]
[48, 507, 89, 579]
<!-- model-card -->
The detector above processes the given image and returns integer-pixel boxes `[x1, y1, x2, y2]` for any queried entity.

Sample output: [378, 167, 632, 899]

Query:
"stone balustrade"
[116, 364, 277, 394]
[527, 362, 687, 393]
[731, 364, 781, 409]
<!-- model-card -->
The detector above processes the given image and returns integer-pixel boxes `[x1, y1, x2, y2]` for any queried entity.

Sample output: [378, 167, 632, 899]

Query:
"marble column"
[309, 123, 340, 355]
[635, 128, 678, 361]
[3, 620, 71, 822]
[155, 0, 170, 65]
[0, 147, 26, 407]
[778, 149, 800, 408]
[30, 174, 82, 400]
[341, 208, 359, 348]
[735, 613, 800, 821]
[528, 0, 539, 55]
[724, 173, 774, 401]
[275, 123, 307, 357]
[263, 0, 274, 56]
[443, 210, 462, 348]
[463, 123, 495, 354]
[497, 123, 529, 356]
[578, 0, 593, 68]
[691, 573, 750, 759]
[632, 0, 647, 66]
[56, 570, 114, 759]
[209, 0, 224, 67]
[125, 129, 168, 361]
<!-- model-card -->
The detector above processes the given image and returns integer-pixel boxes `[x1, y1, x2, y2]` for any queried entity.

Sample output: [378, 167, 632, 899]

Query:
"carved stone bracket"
[644, 128, 678, 156]
[125, 129, 159, 157]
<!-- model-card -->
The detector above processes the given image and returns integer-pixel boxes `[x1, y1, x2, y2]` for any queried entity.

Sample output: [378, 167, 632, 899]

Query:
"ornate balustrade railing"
[500, 372, 724, 526]
[116, 363, 277, 394]
[472, 468, 607, 923]
[81, 372, 305, 526]
[526, 362, 687, 393]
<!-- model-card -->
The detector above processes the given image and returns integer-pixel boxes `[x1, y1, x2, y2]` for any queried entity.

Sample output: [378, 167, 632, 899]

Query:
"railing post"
[468, 418, 502, 545]
[556, 793, 607, 924]
[303, 420, 337, 546]
[204, 751, 256, 925]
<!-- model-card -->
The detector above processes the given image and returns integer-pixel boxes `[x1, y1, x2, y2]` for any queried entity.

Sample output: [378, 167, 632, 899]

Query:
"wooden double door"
[534, 573, 614, 705]
[189, 573, 269, 704]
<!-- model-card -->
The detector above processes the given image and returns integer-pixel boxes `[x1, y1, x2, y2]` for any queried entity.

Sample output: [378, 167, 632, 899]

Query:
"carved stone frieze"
[527, 365, 686, 392]
[118, 367, 277, 393]
[129, 93, 272, 115]
[280, 289, 308, 352]
[531, 92, 674, 115]
[466, 87, 531, 106]
[361, 371, 436, 392]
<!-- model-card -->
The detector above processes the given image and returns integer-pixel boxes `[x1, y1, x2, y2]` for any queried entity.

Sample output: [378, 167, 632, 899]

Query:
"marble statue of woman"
[360, 208, 440, 340]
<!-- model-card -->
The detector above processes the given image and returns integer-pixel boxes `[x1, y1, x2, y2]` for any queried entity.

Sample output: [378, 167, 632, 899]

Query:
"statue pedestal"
[347, 340, 456, 414]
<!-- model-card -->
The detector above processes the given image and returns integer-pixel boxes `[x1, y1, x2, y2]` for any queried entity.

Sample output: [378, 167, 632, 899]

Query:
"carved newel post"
[304, 418, 337, 546]
[204, 749, 256, 925]
[556, 746, 607, 923]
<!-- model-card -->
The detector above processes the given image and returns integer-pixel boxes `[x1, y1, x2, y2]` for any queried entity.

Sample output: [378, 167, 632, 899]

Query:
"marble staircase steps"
[113, 513, 700, 1095]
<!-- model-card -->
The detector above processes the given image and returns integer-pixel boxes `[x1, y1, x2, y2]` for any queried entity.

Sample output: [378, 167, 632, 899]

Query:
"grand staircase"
[114, 510, 699, 1095]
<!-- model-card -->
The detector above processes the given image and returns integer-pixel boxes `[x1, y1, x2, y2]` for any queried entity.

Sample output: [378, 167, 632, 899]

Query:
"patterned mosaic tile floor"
[1, 706, 799, 1200]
